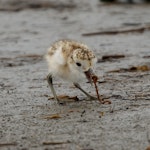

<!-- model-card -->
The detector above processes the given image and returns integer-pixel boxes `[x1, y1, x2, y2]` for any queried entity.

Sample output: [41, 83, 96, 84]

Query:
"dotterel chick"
[46, 39, 97, 104]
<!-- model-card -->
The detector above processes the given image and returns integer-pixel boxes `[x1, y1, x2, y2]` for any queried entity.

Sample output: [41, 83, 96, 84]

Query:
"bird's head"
[69, 48, 97, 83]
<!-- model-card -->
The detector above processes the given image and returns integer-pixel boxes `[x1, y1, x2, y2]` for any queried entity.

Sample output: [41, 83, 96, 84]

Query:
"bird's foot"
[58, 101, 66, 105]
[97, 96, 111, 104]
[56, 98, 66, 105]
[87, 95, 97, 101]
[101, 99, 111, 104]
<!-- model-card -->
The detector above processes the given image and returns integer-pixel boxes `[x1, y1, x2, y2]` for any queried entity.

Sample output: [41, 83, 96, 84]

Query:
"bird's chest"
[56, 65, 70, 79]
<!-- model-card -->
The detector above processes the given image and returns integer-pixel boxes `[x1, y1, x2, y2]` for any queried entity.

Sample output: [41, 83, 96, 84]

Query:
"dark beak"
[84, 68, 94, 84]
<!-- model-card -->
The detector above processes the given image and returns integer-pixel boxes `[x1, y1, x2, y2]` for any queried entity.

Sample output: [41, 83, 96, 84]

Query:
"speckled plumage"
[45, 39, 97, 83]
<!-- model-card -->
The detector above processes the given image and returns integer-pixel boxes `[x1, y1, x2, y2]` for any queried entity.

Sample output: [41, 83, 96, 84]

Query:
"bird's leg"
[74, 83, 96, 100]
[47, 73, 63, 104]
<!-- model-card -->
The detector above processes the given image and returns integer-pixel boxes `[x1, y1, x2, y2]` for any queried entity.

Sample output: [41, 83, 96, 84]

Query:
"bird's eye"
[76, 62, 81, 67]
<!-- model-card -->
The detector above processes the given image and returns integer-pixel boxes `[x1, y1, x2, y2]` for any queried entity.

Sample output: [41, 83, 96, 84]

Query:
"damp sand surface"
[0, 0, 150, 150]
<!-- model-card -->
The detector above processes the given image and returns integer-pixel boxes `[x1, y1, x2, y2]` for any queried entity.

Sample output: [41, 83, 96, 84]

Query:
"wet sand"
[0, 0, 150, 149]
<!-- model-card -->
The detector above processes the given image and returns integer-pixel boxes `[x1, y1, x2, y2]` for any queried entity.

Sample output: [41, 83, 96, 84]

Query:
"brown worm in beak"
[92, 75, 111, 104]
[84, 68, 95, 84]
